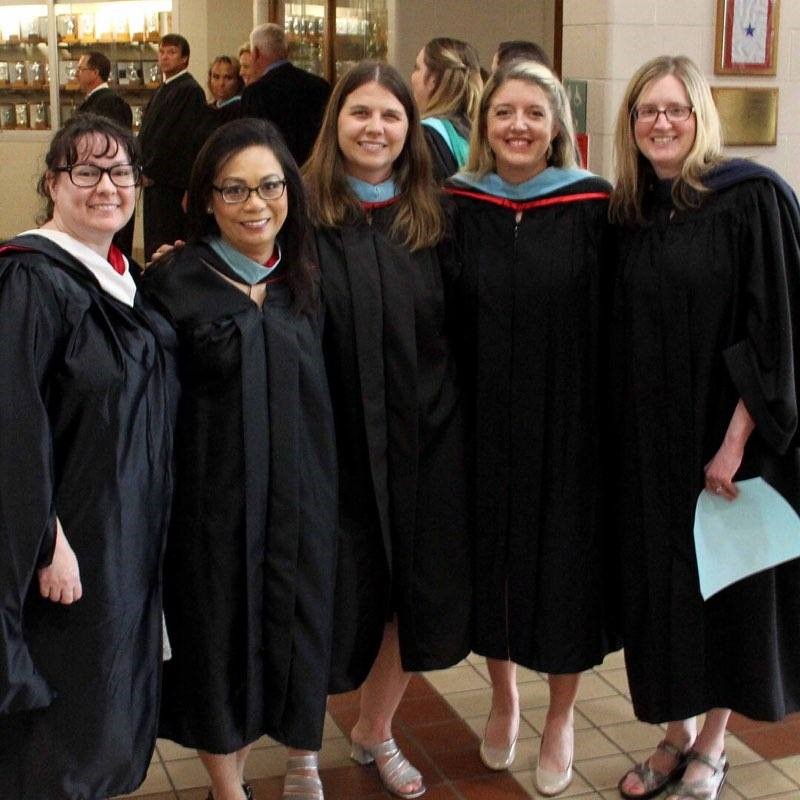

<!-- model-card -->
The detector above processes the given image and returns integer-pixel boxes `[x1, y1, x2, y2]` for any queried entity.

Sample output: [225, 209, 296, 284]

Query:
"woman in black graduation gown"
[303, 61, 471, 799]
[410, 37, 483, 181]
[611, 56, 800, 800]
[0, 114, 177, 800]
[444, 60, 619, 796]
[141, 118, 337, 800]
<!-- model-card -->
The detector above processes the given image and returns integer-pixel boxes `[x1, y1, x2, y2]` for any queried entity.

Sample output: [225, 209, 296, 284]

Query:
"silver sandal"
[350, 737, 426, 799]
[667, 750, 728, 800]
[282, 753, 324, 800]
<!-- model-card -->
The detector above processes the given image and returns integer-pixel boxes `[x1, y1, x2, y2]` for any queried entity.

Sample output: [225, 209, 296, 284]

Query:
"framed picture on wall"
[715, 0, 779, 75]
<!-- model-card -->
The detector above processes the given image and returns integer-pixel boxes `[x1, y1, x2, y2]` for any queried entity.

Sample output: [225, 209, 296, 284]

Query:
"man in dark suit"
[77, 51, 135, 257]
[77, 52, 132, 128]
[138, 34, 213, 260]
[241, 23, 330, 167]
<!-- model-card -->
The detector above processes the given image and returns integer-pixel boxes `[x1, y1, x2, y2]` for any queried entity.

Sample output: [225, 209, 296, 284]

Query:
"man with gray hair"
[241, 22, 330, 166]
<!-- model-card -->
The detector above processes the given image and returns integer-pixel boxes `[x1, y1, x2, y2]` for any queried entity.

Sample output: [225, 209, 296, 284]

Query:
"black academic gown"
[612, 166, 800, 723]
[317, 202, 471, 692]
[445, 173, 620, 673]
[138, 73, 215, 259]
[0, 235, 177, 800]
[140, 243, 337, 751]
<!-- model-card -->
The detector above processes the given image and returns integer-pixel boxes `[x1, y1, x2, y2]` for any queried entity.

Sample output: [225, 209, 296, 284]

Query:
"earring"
[546, 142, 553, 161]
[206, 206, 213, 214]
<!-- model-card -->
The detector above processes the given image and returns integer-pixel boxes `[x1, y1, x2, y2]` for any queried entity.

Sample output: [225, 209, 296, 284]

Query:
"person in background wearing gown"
[410, 37, 483, 181]
[444, 60, 619, 797]
[611, 55, 800, 800]
[0, 113, 177, 800]
[207, 55, 244, 123]
[141, 118, 337, 800]
[303, 60, 471, 799]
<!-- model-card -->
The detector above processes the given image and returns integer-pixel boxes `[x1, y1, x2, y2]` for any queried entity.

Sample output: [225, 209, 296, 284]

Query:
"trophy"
[131, 14, 146, 43]
[131, 105, 143, 131]
[21, 17, 42, 44]
[78, 13, 95, 42]
[30, 102, 48, 129]
[0, 63, 9, 87]
[145, 12, 160, 42]
[113, 17, 130, 43]
[15, 103, 29, 129]
[145, 62, 160, 88]
[59, 60, 79, 88]
[26, 61, 44, 87]
[12, 61, 26, 87]
[118, 61, 142, 86]
[57, 15, 78, 44]
[0, 104, 15, 129]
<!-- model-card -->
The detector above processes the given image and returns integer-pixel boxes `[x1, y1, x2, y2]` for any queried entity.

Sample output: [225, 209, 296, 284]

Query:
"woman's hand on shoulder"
[37, 517, 82, 604]
[144, 240, 185, 270]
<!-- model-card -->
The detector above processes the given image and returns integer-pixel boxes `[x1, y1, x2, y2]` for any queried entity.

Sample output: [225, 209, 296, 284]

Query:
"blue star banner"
[732, 0, 769, 63]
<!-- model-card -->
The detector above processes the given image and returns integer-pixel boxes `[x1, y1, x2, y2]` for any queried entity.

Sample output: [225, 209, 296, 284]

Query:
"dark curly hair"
[36, 113, 139, 223]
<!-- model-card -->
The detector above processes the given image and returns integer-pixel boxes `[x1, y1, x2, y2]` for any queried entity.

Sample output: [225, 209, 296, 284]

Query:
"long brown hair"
[303, 60, 444, 250]
[610, 55, 723, 226]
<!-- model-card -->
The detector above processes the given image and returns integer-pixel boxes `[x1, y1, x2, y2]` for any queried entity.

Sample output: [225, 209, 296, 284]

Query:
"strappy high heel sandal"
[666, 751, 728, 800]
[350, 737, 426, 799]
[618, 739, 691, 800]
[282, 753, 324, 800]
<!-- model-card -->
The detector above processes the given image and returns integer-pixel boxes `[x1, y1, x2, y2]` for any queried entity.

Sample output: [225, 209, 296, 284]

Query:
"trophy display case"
[0, 4, 50, 129]
[0, 0, 171, 134]
[55, 0, 171, 131]
[274, 0, 388, 82]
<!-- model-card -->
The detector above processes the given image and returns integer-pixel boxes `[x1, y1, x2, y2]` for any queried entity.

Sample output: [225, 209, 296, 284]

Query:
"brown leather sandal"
[618, 739, 690, 800]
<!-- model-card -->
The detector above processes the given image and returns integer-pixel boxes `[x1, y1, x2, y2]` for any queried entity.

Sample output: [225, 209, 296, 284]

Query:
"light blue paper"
[693, 477, 800, 600]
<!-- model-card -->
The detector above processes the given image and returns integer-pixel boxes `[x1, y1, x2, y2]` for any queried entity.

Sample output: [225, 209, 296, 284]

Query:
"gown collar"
[346, 175, 400, 205]
[450, 166, 595, 201]
[205, 235, 281, 286]
[17, 228, 136, 306]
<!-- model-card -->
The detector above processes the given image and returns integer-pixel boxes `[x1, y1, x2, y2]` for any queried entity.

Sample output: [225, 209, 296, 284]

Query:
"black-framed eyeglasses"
[632, 104, 694, 123]
[54, 163, 141, 187]
[212, 178, 287, 204]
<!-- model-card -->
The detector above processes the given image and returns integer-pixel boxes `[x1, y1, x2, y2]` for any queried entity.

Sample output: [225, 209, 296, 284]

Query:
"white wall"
[390, 0, 550, 77]
[561, 0, 800, 191]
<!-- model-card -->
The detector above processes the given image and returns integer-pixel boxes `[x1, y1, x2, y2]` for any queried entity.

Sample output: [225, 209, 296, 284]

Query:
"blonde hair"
[303, 61, 444, 251]
[610, 55, 723, 225]
[465, 59, 577, 177]
[420, 38, 483, 124]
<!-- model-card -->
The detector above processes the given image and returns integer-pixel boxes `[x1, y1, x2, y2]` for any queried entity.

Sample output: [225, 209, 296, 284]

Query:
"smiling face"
[211, 144, 287, 263]
[486, 78, 558, 184]
[633, 73, 696, 180]
[410, 47, 435, 112]
[336, 80, 410, 184]
[209, 59, 238, 103]
[47, 133, 135, 250]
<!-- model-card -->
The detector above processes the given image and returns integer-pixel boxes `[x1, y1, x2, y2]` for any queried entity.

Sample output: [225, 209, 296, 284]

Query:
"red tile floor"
[119, 651, 800, 799]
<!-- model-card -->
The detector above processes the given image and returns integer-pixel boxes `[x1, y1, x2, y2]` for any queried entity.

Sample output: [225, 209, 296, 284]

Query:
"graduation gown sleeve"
[0, 258, 61, 714]
[723, 180, 800, 454]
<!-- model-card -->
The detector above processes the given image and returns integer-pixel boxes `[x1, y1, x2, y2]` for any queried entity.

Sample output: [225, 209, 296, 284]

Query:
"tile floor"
[117, 649, 800, 800]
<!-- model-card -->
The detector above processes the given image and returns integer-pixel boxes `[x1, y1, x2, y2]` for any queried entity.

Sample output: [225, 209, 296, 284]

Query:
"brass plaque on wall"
[711, 86, 778, 146]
